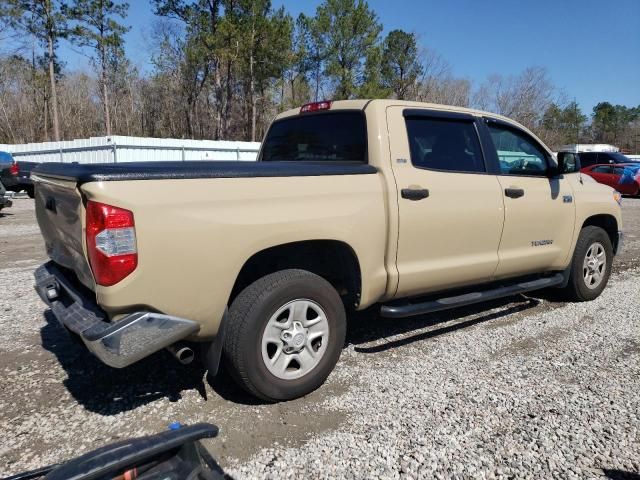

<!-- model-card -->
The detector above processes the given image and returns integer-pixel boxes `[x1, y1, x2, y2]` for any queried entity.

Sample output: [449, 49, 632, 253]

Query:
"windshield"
[609, 152, 634, 163]
[259, 112, 367, 162]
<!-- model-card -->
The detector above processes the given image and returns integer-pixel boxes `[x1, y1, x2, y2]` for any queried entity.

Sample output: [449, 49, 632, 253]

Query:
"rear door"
[586, 165, 616, 187]
[386, 107, 504, 297]
[481, 119, 576, 277]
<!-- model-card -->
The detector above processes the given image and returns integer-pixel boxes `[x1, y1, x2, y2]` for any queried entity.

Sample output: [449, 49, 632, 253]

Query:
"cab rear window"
[260, 112, 366, 162]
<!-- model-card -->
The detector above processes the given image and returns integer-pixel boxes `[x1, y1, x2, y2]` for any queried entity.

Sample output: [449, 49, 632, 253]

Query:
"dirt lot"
[0, 197, 639, 479]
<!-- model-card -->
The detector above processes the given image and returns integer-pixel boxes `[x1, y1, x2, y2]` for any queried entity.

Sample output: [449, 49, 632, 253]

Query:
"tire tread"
[559, 226, 612, 302]
[224, 269, 343, 401]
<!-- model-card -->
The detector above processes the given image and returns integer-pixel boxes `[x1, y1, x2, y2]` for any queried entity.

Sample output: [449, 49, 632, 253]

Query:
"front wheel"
[223, 269, 346, 401]
[559, 226, 613, 301]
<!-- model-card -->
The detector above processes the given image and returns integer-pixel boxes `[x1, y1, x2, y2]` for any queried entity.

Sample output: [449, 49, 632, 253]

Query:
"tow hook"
[45, 283, 59, 301]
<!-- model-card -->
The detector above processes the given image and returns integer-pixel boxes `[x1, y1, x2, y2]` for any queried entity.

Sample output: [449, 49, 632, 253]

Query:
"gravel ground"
[0, 197, 639, 479]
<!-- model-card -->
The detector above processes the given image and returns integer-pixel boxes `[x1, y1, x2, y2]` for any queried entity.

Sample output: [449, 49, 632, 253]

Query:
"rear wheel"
[559, 226, 613, 301]
[223, 269, 346, 401]
[26, 186, 35, 198]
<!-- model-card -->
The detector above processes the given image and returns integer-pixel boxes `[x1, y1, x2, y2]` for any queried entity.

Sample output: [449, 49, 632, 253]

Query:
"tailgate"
[33, 175, 95, 289]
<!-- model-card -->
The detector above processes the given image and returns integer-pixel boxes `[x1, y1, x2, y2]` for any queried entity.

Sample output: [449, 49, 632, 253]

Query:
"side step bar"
[380, 273, 564, 319]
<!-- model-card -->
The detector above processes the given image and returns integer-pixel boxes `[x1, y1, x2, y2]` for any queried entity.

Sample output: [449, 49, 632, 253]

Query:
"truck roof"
[274, 99, 550, 154]
[277, 99, 512, 120]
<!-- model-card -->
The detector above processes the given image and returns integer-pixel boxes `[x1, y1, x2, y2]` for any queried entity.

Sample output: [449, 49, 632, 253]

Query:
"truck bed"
[33, 161, 377, 184]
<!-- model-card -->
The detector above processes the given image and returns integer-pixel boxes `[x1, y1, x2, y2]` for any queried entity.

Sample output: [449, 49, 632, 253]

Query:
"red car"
[581, 163, 640, 196]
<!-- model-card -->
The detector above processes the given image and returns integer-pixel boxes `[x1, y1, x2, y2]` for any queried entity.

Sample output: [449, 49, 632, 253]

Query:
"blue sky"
[60, 0, 639, 115]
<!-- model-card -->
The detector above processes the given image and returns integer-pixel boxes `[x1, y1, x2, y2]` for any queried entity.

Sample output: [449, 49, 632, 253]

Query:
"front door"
[386, 107, 505, 298]
[482, 119, 576, 278]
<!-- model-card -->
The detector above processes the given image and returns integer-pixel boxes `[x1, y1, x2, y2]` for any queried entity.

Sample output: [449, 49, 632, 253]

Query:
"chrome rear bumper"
[34, 262, 199, 368]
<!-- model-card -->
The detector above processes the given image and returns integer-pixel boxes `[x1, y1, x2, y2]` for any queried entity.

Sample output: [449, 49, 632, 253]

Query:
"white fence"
[0, 136, 261, 164]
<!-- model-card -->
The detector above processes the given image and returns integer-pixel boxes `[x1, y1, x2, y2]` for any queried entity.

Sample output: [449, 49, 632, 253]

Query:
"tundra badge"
[531, 240, 553, 247]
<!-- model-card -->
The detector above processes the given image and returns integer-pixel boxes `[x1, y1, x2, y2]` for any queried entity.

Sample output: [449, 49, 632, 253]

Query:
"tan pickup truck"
[32, 100, 623, 401]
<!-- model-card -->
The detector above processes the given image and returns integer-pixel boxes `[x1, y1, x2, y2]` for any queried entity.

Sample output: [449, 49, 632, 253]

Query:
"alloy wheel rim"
[582, 242, 606, 290]
[261, 299, 329, 380]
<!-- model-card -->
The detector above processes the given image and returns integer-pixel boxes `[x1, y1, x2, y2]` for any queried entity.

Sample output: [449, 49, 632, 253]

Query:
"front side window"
[592, 165, 613, 174]
[260, 112, 366, 162]
[487, 124, 549, 176]
[405, 117, 485, 173]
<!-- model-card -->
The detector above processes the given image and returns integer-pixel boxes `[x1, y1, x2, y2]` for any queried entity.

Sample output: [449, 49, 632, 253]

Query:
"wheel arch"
[581, 214, 620, 254]
[229, 240, 362, 309]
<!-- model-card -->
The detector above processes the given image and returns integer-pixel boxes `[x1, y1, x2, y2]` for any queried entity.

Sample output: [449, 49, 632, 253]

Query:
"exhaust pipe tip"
[167, 343, 195, 365]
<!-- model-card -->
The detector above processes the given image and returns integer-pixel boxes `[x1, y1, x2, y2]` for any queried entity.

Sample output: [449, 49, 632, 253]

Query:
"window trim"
[403, 108, 475, 122]
[482, 117, 553, 178]
[258, 109, 369, 164]
[402, 112, 490, 175]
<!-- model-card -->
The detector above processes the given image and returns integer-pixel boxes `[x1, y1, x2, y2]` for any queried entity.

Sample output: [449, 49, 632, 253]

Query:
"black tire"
[559, 226, 613, 301]
[26, 186, 35, 198]
[223, 269, 346, 401]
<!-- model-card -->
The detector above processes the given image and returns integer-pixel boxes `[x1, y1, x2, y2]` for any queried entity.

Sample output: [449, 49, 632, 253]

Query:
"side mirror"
[555, 151, 581, 175]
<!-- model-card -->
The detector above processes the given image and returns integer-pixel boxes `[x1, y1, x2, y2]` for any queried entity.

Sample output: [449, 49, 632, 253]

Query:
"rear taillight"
[86, 201, 137, 286]
[9, 162, 19, 176]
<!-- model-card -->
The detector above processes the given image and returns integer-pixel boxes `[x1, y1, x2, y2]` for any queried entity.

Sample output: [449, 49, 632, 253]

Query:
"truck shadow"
[347, 295, 540, 354]
[39, 310, 218, 413]
[603, 470, 640, 480]
[40, 295, 541, 413]
[40, 310, 280, 411]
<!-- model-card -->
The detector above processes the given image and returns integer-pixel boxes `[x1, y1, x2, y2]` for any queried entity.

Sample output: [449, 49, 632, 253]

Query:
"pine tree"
[65, 0, 129, 136]
[313, 0, 381, 100]
[380, 30, 422, 100]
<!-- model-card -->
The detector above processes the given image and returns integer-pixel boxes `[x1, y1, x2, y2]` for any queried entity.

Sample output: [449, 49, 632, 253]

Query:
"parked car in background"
[0, 151, 14, 212]
[581, 163, 640, 196]
[560, 143, 619, 153]
[0, 155, 39, 198]
[577, 151, 636, 169]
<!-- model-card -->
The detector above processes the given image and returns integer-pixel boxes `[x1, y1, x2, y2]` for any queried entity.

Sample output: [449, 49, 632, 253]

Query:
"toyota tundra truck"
[32, 100, 623, 401]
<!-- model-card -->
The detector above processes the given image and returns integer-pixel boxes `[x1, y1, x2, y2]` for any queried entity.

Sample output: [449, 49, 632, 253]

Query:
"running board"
[380, 274, 564, 319]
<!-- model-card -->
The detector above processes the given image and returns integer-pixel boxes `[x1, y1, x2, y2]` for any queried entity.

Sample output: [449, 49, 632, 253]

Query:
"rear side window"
[487, 124, 548, 176]
[405, 117, 485, 173]
[260, 112, 366, 162]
